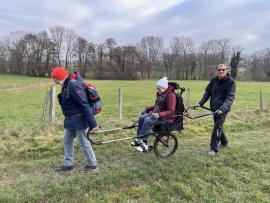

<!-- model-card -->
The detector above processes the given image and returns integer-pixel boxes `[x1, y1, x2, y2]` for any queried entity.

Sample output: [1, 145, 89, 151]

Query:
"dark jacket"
[199, 74, 236, 112]
[146, 86, 176, 124]
[60, 74, 97, 130]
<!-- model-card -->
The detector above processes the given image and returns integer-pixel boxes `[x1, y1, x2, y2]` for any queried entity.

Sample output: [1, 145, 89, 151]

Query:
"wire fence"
[108, 89, 270, 119]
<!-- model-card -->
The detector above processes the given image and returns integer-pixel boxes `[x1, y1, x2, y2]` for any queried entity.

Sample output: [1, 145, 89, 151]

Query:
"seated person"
[131, 77, 177, 152]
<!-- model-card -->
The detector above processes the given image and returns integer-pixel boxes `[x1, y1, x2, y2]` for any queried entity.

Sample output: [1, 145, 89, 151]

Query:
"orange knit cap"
[51, 67, 68, 81]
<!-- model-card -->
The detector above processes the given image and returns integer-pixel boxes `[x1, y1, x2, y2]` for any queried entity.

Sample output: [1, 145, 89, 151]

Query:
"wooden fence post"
[260, 90, 263, 111]
[118, 88, 123, 120]
[186, 88, 191, 111]
[49, 85, 56, 124]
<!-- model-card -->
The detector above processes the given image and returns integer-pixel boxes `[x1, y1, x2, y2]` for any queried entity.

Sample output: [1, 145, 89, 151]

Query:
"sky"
[0, 0, 270, 53]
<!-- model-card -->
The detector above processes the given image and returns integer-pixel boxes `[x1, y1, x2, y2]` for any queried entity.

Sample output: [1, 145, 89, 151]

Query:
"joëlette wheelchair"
[87, 83, 214, 158]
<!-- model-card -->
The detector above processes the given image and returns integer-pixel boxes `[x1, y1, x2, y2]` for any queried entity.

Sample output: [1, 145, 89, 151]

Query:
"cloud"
[111, 0, 186, 16]
[241, 34, 258, 43]
[0, 0, 269, 52]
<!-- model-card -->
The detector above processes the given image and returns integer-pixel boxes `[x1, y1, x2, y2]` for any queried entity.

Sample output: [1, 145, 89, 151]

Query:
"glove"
[151, 113, 159, 119]
[57, 93, 62, 105]
[214, 110, 223, 115]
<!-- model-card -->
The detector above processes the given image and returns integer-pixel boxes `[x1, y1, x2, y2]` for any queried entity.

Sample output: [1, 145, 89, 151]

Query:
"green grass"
[0, 74, 51, 89]
[0, 75, 270, 202]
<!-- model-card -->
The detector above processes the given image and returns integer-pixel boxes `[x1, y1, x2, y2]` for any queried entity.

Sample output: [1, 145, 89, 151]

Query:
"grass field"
[0, 74, 270, 202]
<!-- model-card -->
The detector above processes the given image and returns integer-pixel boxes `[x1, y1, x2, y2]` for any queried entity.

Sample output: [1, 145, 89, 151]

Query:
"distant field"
[0, 74, 270, 202]
[0, 74, 51, 88]
[0, 74, 269, 129]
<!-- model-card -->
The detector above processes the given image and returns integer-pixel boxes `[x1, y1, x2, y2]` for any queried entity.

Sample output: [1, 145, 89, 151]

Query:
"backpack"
[83, 82, 103, 115]
[168, 82, 185, 128]
[72, 72, 103, 115]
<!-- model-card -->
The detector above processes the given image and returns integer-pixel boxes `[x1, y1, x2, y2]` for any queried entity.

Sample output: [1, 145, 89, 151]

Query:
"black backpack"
[168, 82, 185, 130]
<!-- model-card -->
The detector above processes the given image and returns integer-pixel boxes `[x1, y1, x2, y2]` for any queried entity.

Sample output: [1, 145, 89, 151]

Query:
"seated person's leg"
[135, 116, 158, 152]
[137, 113, 149, 135]
[131, 113, 149, 146]
[139, 116, 157, 143]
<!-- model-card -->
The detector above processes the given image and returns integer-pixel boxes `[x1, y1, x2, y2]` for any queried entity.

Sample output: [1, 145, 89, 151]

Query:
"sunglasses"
[218, 69, 226, 72]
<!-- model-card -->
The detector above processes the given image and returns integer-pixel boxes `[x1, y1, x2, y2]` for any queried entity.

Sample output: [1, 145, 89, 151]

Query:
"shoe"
[79, 165, 99, 172]
[208, 149, 217, 156]
[131, 138, 142, 146]
[218, 143, 228, 149]
[135, 142, 149, 152]
[54, 165, 75, 172]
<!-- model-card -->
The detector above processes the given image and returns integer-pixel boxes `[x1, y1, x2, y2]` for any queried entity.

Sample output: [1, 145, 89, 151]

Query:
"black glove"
[57, 93, 62, 105]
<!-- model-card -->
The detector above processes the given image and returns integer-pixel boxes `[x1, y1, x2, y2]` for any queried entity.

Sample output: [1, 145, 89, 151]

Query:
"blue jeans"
[137, 114, 159, 143]
[63, 128, 97, 167]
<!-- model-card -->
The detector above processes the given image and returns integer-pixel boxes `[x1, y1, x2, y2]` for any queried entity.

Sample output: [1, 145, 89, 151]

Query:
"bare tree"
[110, 45, 138, 79]
[138, 36, 164, 78]
[74, 37, 97, 78]
[63, 28, 77, 68]
[49, 26, 65, 66]
[162, 49, 174, 78]
[169, 36, 194, 79]
[263, 48, 270, 78]
[105, 38, 116, 64]
[169, 37, 182, 79]
[6, 31, 26, 74]
[217, 38, 231, 64]
[0, 40, 8, 73]
[96, 43, 106, 79]
[199, 40, 211, 80]
[179, 36, 194, 80]
[74, 36, 88, 77]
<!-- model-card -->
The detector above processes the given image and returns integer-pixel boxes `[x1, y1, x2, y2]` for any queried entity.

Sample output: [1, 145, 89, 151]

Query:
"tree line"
[0, 25, 269, 81]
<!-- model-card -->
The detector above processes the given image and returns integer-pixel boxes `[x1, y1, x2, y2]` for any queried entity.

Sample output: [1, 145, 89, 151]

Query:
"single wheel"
[153, 132, 178, 157]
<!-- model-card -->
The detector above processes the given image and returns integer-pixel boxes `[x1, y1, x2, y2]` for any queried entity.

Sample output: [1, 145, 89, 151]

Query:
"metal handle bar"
[186, 105, 211, 111]
[87, 121, 152, 145]
[88, 120, 138, 135]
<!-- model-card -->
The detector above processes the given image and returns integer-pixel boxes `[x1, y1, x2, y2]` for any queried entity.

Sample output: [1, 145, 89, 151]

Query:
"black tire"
[153, 132, 178, 158]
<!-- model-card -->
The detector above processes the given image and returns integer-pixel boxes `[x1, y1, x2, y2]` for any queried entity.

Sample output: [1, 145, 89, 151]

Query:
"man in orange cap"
[51, 66, 99, 172]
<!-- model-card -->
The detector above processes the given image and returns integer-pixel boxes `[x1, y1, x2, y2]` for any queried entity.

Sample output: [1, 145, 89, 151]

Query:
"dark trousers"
[210, 112, 228, 152]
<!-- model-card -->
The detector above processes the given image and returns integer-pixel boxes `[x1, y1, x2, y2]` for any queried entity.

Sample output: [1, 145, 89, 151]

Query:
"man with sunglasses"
[198, 64, 236, 156]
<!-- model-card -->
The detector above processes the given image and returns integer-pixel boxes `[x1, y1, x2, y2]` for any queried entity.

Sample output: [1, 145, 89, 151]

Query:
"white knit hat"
[156, 77, 168, 89]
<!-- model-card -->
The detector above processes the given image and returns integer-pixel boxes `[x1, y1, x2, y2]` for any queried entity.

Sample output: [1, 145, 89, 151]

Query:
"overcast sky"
[1, 0, 269, 53]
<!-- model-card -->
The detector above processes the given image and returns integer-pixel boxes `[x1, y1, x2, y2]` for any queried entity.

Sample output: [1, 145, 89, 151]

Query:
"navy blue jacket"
[60, 74, 97, 130]
[199, 74, 236, 112]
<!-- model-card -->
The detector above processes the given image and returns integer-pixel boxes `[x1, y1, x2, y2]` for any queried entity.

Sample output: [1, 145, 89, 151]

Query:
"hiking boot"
[131, 138, 142, 146]
[54, 165, 75, 172]
[218, 143, 228, 149]
[208, 149, 217, 156]
[135, 142, 149, 152]
[79, 165, 99, 172]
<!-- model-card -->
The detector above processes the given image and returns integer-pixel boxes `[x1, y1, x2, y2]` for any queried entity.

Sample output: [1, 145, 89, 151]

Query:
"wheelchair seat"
[153, 118, 184, 133]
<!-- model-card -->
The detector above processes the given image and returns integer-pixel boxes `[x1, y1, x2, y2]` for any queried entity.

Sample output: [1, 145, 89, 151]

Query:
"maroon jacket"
[145, 86, 176, 124]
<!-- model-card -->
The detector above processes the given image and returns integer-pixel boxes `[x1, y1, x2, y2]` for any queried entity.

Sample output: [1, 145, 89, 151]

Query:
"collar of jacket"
[217, 73, 230, 82]
[156, 86, 175, 96]
[62, 74, 72, 90]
